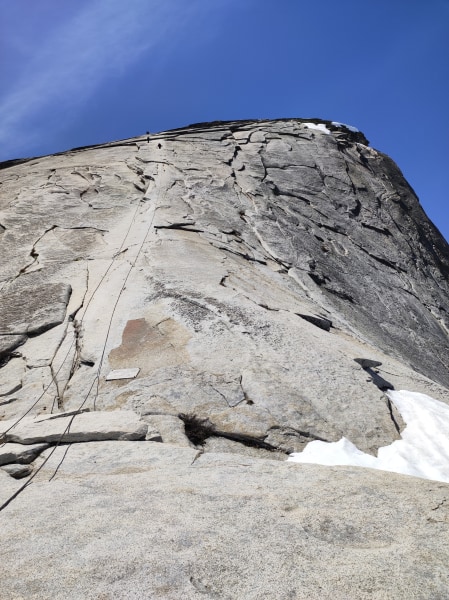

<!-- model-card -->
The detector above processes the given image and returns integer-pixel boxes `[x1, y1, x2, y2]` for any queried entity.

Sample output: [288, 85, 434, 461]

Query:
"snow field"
[288, 390, 449, 483]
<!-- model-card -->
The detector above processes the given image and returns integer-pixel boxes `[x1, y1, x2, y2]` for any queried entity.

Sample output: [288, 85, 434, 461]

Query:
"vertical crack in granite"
[385, 395, 402, 434]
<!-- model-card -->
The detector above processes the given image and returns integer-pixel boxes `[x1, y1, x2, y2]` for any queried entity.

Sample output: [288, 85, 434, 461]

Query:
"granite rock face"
[0, 118, 448, 597]
[2, 442, 449, 600]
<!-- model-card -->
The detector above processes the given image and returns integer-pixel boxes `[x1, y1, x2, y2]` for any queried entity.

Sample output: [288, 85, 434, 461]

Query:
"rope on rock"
[1, 186, 144, 445]
[0, 165, 162, 511]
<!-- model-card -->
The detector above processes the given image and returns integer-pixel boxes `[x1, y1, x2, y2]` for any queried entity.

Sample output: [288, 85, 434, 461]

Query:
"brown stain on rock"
[108, 311, 191, 376]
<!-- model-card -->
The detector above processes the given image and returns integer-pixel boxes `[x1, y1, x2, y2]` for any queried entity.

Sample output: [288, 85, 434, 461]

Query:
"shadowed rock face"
[1, 118, 449, 597]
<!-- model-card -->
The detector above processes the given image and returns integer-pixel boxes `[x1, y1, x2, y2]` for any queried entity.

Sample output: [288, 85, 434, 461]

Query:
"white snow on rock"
[303, 122, 331, 134]
[288, 390, 449, 483]
[331, 121, 360, 133]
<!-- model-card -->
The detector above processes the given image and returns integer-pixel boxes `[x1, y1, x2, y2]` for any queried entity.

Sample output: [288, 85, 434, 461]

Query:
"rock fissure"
[48, 364, 61, 412]
[15, 225, 58, 277]
[213, 244, 267, 265]
[268, 425, 330, 443]
[385, 396, 402, 434]
[35, 408, 90, 422]
[154, 223, 204, 233]
[431, 498, 448, 512]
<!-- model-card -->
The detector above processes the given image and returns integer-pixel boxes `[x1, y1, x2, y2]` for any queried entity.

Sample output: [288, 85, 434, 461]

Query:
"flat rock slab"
[0, 442, 448, 599]
[0, 277, 71, 336]
[105, 368, 140, 381]
[0, 334, 26, 361]
[0, 442, 49, 465]
[1, 463, 33, 479]
[142, 414, 192, 446]
[0, 410, 148, 444]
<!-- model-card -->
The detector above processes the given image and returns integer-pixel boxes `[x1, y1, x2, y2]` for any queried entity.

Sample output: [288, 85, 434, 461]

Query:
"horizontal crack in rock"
[296, 314, 332, 331]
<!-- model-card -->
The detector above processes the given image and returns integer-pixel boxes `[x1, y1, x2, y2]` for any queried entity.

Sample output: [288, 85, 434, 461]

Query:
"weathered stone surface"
[0, 357, 24, 396]
[0, 274, 71, 336]
[0, 442, 448, 599]
[0, 334, 26, 361]
[0, 442, 49, 465]
[1, 462, 33, 479]
[142, 414, 192, 446]
[0, 410, 147, 444]
[0, 364, 60, 421]
[1, 119, 449, 597]
[202, 435, 286, 460]
[1, 121, 448, 457]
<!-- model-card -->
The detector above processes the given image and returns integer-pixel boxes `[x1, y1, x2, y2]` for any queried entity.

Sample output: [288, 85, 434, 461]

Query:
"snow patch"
[288, 390, 449, 483]
[331, 121, 360, 133]
[303, 123, 331, 134]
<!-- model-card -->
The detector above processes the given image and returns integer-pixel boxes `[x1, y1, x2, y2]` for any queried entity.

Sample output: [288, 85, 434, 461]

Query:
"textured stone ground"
[1, 442, 449, 600]
[1, 119, 448, 598]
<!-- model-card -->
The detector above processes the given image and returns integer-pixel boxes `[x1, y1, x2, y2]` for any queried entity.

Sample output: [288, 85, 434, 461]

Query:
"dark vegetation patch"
[178, 413, 284, 452]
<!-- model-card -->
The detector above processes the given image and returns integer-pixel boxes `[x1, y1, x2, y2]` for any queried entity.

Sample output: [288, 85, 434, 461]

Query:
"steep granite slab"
[0, 119, 448, 456]
[0, 119, 449, 598]
[0, 410, 148, 444]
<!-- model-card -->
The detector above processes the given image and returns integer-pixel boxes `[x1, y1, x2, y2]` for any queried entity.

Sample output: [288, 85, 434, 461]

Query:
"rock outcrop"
[0, 118, 448, 598]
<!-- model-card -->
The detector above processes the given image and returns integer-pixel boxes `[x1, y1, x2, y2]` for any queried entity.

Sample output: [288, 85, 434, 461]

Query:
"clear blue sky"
[1, 0, 448, 241]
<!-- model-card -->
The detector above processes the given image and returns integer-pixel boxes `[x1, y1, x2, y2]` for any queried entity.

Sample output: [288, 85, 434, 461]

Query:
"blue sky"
[1, 0, 448, 241]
